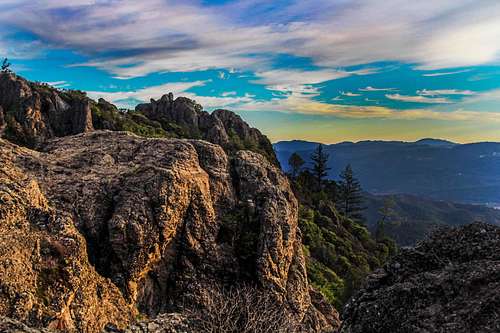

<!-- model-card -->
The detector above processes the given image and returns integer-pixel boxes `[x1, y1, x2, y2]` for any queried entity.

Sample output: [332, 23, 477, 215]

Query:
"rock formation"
[135, 95, 278, 166]
[0, 73, 93, 147]
[0, 131, 340, 332]
[340, 222, 500, 333]
[0, 72, 277, 167]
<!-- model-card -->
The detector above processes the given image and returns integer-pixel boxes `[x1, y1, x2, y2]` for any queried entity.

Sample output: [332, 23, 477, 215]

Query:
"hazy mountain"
[414, 138, 457, 148]
[274, 139, 500, 205]
[363, 193, 500, 246]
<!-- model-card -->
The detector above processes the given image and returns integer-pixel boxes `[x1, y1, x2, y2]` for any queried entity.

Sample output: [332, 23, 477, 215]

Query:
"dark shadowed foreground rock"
[341, 222, 500, 333]
[0, 131, 339, 332]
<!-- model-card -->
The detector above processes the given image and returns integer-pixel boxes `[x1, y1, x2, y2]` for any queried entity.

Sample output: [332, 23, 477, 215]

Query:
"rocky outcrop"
[136, 95, 279, 166]
[341, 222, 500, 333]
[0, 73, 93, 147]
[0, 72, 279, 168]
[0, 131, 339, 332]
[0, 139, 135, 332]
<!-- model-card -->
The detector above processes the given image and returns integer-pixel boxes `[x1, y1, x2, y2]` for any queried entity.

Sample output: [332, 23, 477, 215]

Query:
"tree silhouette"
[376, 196, 397, 240]
[288, 152, 305, 178]
[337, 164, 365, 223]
[1, 58, 11, 73]
[310, 144, 330, 189]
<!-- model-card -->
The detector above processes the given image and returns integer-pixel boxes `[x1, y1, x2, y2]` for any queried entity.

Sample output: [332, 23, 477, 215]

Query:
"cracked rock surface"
[0, 131, 339, 332]
[341, 222, 500, 333]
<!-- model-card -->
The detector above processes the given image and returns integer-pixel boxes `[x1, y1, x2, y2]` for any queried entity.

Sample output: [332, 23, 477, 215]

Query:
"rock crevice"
[0, 131, 339, 332]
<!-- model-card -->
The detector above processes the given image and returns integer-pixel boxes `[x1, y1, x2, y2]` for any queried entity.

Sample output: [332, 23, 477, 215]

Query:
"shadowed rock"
[0, 73, 93, 147]
[341, 222, 500, 333]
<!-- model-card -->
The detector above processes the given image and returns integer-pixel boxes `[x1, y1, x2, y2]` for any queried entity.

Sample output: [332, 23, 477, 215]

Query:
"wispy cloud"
[4, 0, 500, 78]
[87, 81, 256, 110]
[359, 86, 398, 92]
[417, 89, 476, 96]
[341, 91, 361, 97]
[234, 91, 500, 122]
[386, 93, 452, 104]
[421, 69, 472, 77]
[46, 80, 70, 88]
[251, 68, 352, 96]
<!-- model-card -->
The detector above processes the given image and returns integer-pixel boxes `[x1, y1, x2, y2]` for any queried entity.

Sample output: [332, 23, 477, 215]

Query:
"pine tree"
[288, 152, 305, 178]
[376, 196, 397, 240]
[337, 164, 365, 223]
[310, 144, 331, 189]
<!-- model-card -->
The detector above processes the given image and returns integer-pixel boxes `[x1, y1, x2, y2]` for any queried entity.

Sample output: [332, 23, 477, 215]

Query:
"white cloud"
[421, 69, 472, 77]
[386, 94, 452, 104]
[341, 91, 361, 97]
[87, 81, 257, 110]
[218, 71, 229, 80]
[359, 86, 398, 92]
[221, 91, 237, 97]
[253, 69, 350, 92]
[84, 78, 500, 124]
[4, 0, 500, 79]
[46, 80, 70, 88]
[233, 90, 500, 122]
[417, 89, 476, 96]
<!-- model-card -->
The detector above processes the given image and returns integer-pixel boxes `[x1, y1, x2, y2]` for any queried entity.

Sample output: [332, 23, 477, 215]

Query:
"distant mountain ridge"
[274, 139, 500, 205]
[414, 138, 457, 147]
[363, 193, 500, 246]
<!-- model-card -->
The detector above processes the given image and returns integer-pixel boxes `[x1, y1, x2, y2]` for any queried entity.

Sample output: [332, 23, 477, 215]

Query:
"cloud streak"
[359, 86, 398, 92]
[386, 94, 452, 104]
[3, 0, 500, 79]
[417, 89, 476, 96]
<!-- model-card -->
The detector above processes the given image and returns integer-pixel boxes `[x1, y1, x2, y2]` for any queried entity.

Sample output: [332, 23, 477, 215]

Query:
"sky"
[2, 0, 500, 143]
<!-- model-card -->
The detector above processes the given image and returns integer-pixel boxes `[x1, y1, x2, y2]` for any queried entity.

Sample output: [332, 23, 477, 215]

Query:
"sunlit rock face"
[0, 131, 339, 332]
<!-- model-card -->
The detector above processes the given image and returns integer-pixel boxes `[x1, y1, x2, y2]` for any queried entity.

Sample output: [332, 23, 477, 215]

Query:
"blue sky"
[2, 0, 500, 143]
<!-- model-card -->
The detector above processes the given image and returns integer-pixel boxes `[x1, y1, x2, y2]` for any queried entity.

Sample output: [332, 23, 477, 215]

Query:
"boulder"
[341, 222, 500, 333]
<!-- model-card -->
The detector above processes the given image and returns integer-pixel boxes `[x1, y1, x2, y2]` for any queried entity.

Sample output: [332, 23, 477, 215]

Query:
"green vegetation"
[289, 153, 397, 309]
[218, 203, 260, 280]
[91, 102, 170, 138]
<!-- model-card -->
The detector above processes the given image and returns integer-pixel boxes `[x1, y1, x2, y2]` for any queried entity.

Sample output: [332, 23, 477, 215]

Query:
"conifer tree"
[310, 144, 330, 189]
[376, 196, 397, 240]
[337, 164, 365, 223]
[288, 152, 305, 178]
